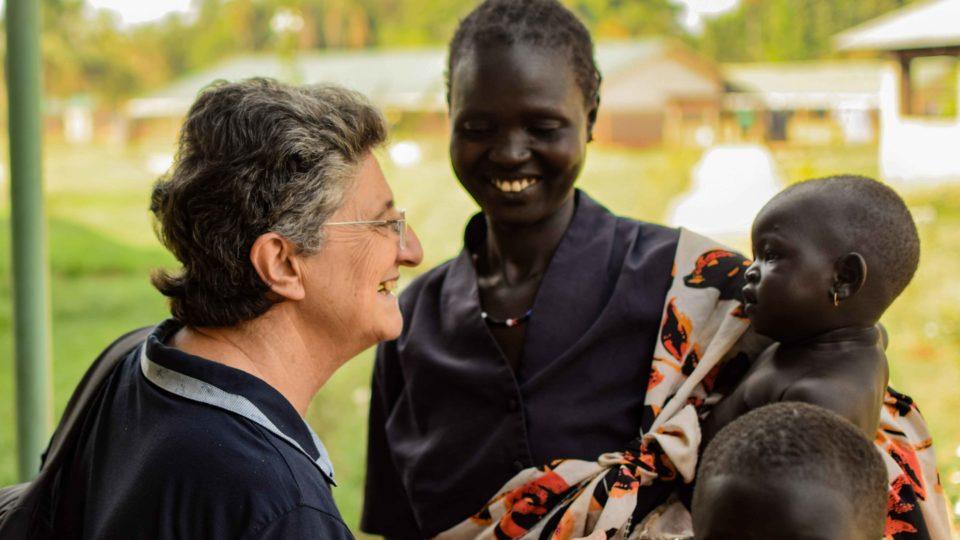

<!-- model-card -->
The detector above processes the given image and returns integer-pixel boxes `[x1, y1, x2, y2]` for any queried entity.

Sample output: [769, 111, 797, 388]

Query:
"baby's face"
[742, 193, 842, 343]
[693, 474, 867, 540]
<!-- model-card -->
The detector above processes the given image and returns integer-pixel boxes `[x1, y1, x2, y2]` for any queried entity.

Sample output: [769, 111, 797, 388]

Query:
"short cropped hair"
[694, 402, 888, 537]
[781, 174, 920, 309]
[150, 78, 386, 327]
[446, 0, 601, 110]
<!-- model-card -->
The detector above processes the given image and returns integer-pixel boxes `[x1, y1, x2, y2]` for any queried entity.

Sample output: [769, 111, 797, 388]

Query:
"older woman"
[45, 79, 421, 538]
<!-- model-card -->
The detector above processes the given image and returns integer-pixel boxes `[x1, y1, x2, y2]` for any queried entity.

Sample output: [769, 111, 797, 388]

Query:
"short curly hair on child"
[446, 0, 601, 110]
[781, 174, 920, 309]
[694, 402, 888, 538]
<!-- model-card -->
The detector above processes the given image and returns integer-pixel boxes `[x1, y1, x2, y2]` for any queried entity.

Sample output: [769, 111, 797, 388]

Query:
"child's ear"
[832, 252, 868, 303]
[586, 96, 599, 142]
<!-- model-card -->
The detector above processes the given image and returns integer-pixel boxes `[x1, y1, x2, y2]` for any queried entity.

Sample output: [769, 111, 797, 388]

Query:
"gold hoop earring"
[833, 291, 840, 306]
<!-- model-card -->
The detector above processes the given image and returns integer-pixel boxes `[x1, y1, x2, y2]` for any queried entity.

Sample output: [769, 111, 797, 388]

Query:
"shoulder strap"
[0, 326, 153, 538]
[42, 326, 154, 468]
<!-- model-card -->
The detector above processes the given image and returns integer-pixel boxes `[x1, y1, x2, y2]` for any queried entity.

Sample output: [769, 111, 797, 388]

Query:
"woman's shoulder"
[615, 214, 680, 243]
[79, 399, 347, 537]
[139, 406, 306, 487]
[578, 190, 681, 248]
[609, 213, 682, 265]
[156, 418, 346, 523]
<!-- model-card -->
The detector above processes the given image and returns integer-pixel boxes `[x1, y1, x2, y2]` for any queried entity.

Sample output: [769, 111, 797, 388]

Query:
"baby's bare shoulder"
[780, 351, 887, 436]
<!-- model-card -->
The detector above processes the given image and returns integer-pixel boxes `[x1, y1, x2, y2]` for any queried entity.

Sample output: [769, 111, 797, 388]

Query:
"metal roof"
[127, 39, 707, 118]
[723, 60, 886, 109]
[128, 48, 448, 117]
[836, 0, 960, 52]
[600, 40, 723, 111]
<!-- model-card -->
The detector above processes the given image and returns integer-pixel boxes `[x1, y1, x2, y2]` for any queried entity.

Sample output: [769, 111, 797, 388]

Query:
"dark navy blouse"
[362, 191, 679, 537]
[54, 319, 352, 539]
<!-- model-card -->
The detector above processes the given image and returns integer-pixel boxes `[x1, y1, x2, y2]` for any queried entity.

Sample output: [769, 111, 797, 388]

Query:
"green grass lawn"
[1, 137, 957, 532]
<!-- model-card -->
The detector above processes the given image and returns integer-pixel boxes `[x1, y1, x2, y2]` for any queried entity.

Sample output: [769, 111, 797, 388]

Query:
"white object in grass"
[667, 144, 783, 238]
[389, 141, 422, 168]
[146, 153, 174, 176]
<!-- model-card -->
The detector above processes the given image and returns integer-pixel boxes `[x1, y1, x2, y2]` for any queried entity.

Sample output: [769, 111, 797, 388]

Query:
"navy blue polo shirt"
[53, 319, 352, 539]
[362, 191, 680, 537]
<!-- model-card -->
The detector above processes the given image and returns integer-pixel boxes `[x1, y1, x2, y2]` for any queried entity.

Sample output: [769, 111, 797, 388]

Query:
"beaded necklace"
[480, 308, 533, 328]
[471, 253, 534, 328]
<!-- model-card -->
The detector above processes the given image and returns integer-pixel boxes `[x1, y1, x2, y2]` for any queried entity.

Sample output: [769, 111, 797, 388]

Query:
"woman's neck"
[171, 310, 341, 417]
[481, 195, 575, 284]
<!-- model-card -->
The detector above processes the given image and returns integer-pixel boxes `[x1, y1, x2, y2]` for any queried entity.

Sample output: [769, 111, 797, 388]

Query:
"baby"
[701, 174, 919, 443]
[693, 402, 889, 539]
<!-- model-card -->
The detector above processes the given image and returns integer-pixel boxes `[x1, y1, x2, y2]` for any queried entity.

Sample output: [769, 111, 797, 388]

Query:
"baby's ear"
[832, 252, 868, 303]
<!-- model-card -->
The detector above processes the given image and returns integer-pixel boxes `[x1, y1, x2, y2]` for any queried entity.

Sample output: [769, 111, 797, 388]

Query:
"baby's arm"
[700, 383, 747, 451]
[700, 345, 779, 450]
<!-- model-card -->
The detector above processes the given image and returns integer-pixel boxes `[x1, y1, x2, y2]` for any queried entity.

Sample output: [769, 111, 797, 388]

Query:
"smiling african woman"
[361, 1, 682, 537]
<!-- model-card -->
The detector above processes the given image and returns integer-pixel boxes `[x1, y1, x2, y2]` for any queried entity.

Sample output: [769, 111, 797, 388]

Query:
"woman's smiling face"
[300, 154, 422, 350]
[448, 43, 595, 226]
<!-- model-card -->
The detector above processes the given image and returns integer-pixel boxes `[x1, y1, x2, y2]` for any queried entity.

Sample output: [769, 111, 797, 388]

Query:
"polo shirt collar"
[140, 319, 336, 484]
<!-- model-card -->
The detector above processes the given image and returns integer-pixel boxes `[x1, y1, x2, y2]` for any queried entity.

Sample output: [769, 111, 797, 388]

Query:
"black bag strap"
[0, 325, 154, 538]
[41, 326, 153, 468]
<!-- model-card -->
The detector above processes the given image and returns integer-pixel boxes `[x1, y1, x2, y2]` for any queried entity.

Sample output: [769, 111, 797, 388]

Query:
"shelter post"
[6, 0, 52, 480]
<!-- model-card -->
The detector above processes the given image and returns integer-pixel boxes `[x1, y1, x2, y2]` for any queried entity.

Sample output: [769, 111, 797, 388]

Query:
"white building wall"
[879, 63, 960, 183]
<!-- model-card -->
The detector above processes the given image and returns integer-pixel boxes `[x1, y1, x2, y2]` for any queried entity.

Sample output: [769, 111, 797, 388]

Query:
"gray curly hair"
[150, 78, 387, 327]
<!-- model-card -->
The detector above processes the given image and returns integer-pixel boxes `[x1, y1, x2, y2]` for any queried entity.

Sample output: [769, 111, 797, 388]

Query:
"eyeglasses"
[325, 208, 406, 249]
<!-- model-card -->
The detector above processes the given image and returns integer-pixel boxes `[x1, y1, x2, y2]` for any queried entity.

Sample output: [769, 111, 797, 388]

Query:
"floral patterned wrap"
[436, 229, 954, 539]
[437, 229, 756, 540]
[877, 388, 954, 540]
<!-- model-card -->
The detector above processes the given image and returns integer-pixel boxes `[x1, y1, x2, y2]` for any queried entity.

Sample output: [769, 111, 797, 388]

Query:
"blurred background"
[0, 0, 959, 533]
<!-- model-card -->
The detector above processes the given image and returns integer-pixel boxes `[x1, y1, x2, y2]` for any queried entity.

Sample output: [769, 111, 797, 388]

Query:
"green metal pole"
[6, 0, 52, 481]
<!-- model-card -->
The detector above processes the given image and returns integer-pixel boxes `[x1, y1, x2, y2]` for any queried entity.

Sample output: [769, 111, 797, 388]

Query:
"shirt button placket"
[508, 395, 530, 472]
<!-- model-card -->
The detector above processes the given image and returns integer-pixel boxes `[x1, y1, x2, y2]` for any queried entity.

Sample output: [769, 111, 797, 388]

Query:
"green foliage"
[23, 0, 940, 104]
[41, 0, 171, 104]
[697, 0, 916, 62]
[30, 0, 686, 105]
[568, 0, 683, 38]
[366, 0, 472, 47]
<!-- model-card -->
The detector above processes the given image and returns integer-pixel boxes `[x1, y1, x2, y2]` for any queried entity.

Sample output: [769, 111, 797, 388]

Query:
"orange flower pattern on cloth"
[876, 388, 954, 540]
[497, 471, 572, 537]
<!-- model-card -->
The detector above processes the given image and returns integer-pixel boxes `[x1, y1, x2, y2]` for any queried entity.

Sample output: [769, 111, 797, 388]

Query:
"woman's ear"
[586, 95, 600, 143]
[250, 232, 306, 302]
[832, 252, 867, 303]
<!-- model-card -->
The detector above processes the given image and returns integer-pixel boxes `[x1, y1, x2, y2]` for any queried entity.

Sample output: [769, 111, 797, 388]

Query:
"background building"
[837, 0, 960, 183]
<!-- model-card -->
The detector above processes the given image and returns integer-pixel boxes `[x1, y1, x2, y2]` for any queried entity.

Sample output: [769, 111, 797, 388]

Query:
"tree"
[697, 0, 916, 62]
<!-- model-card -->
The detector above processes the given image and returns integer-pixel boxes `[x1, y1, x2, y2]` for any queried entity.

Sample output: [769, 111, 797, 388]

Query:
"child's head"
[742, 174, 919, 343]
[444, 0, 600, 226]
[692, 402, 888, 540]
